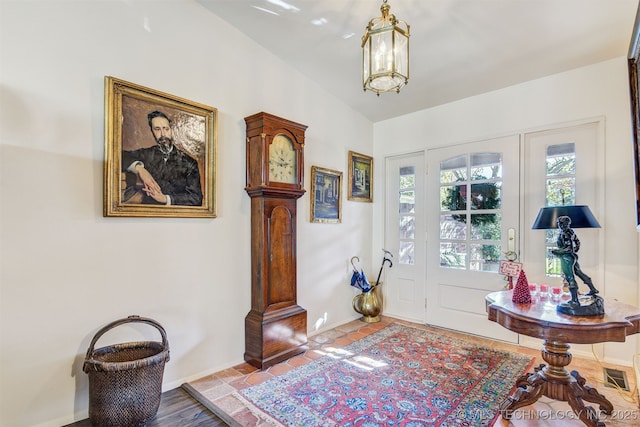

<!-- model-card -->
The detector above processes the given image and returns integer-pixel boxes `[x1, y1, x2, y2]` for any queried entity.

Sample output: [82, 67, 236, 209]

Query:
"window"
[544, 142, 576, 276]
[439, 153, 502, 272]
[398, 166, 415, 264]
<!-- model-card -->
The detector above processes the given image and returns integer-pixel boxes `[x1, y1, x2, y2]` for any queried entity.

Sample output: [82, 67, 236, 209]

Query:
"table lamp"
[532, 205, 604, 316]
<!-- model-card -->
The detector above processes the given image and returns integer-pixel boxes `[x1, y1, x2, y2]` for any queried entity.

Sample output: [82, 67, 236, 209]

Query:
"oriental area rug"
[187, 321, 535, 427]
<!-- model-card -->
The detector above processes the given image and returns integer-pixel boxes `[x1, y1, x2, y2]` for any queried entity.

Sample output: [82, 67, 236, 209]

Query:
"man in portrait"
[121, 110, 203, 206]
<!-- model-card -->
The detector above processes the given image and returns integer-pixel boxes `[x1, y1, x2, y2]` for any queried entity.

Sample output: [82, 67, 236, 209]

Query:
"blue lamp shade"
[531, 205, 601, 229]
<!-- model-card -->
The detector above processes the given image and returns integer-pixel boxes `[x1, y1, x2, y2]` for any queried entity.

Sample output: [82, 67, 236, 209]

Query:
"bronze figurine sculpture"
[552, 216, 604, 316]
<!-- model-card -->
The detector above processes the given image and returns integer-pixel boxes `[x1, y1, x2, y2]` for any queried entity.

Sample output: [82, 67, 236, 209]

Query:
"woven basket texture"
[83, 317, 169, 427]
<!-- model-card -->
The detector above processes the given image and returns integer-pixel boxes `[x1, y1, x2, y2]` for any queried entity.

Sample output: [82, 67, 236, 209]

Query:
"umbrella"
[374, 249, 393, 287]
[350, 256, 372, 292]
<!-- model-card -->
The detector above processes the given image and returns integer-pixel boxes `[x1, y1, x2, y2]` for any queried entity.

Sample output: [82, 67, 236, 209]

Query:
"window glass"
[439, 153, 502, 272]
[399, 190, 415, 213]
[399, 241, 414, 265]
[399, 216, 415, 239]
[471, 153, 502, 180]
[470, 182, 502, 210]
[470, 214, 501, 240]
[544, 143, 576, 276]
[470, 244, 501, 272]
[399, 166, 415, 188]
[399, 166, 416, 265]
[440, 242, 466, 269]
[440, 214, 466, 240]
[440, 155, 467, 183]
[546, 178, 575, 206]
[546, 143, 575, 176]
[440, 185, 467, 211]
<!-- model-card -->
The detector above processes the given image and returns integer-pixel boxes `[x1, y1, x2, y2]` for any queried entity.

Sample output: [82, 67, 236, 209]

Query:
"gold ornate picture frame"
[310, 166, 342, 224]
[104, 76, 217, 218]
[348, 151, 373, 202]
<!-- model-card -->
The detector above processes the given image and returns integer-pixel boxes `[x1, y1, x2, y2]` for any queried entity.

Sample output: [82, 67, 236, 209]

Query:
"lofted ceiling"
[199, 0, 639, 123]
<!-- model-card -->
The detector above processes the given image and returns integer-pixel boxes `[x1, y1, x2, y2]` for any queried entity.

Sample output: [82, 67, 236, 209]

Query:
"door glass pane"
[546, 143, 575, 176]
[470, 244, 501, 272]
[440, 155, 467, 183]
[546, 178, 575, 206]
[470, 182, 501, 210]
[440, 185, 466, 211]
[400, 166, 415, 188]
[545, 247, 562, 276]
[440, 214, 466, 240]
[545, 228, 559, 245]
[471, 153, 502, 180]
[440, 242, 466, 269]
[470, 214, 501, 240]
[399, 190, 415, 213]
[399, 241, 414, 265]
[439, 153, 503, 272]
[544, 143, 576, 276]
[399, 216, 415, 239]
[398, 166, 416, 265]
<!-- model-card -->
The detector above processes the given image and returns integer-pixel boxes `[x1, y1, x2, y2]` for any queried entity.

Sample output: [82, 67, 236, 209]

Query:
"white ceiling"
[199, 0, 639, 123]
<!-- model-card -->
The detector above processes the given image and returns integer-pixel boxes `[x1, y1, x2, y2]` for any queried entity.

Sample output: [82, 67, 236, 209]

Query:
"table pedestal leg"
[500, 340, 613, 427]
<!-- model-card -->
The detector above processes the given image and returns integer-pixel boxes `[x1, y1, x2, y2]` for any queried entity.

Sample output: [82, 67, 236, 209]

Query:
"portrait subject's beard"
[156, 136, 174, 153]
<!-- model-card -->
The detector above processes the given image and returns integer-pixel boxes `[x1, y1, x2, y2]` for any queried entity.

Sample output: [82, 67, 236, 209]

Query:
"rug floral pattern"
[236, 323, 534, 426]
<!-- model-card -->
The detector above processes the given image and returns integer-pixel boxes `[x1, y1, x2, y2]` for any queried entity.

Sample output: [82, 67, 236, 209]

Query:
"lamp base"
[556, 295, 604, 316]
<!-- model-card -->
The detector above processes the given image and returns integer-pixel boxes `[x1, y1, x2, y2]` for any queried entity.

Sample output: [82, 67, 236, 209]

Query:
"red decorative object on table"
[512, 270, 532, 304]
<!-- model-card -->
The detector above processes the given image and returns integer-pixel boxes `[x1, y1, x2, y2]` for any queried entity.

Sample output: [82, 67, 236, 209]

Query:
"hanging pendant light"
[362, 0, 410, 95]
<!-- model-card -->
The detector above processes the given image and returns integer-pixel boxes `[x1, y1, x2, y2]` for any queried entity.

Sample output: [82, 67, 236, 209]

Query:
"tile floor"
[189, 316, 639, 426]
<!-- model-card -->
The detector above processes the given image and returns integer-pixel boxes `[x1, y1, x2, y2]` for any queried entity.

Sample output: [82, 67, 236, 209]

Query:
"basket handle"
[84, 315, 169, 361]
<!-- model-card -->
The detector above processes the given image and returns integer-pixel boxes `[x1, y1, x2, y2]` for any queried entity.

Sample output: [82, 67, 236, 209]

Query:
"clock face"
[269, 134, 297, 184]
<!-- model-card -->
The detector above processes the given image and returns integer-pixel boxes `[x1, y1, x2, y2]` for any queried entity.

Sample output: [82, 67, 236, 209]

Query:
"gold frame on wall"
[629, 8, 640, 229]
[348, 151, 373, 202]
[104, 76, 217, 218]
[310, 166, 342, 224]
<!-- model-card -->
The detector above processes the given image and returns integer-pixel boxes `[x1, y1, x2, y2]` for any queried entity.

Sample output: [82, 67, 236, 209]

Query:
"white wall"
[372, 57, 640, 365]
[0, 1, 374, 426]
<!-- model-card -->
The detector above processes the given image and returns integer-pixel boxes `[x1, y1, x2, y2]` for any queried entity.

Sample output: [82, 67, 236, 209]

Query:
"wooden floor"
[64, 386, 227, 427]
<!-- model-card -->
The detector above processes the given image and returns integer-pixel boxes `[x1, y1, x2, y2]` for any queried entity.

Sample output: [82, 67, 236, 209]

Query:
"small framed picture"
[104, 76, 217, 218]
[310, 166, 342, 224]
[348, 151, 373, 202]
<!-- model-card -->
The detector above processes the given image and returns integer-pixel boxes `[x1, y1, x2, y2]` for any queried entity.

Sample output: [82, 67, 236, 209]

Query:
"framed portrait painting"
[310, 166, 342, 224]
[348, 151, 373, 202]
[104, 76, 217, 218]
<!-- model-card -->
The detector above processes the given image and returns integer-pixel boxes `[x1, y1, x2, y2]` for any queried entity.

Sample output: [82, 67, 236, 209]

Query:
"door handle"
[504, 228, 517, 261]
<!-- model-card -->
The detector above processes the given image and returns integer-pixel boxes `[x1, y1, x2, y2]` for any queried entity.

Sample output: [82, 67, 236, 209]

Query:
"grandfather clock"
[243, 112, 308, 369]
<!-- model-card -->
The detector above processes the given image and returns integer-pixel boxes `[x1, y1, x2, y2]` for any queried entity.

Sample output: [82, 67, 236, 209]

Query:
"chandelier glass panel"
[362, 0, 410, 95]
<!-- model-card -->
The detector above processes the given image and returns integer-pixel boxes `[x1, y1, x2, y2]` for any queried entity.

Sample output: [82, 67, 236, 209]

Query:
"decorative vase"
[352, 285, 382, 323]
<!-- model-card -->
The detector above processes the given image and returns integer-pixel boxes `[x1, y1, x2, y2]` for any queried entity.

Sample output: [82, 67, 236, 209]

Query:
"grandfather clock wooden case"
[243, 112, 308, 369]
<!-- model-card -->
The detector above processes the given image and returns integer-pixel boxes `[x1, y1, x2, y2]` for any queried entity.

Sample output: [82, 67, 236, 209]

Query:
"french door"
[383, 122, 600, 344]
[425, 135, 520, 343]
[384, 152, 426, 322]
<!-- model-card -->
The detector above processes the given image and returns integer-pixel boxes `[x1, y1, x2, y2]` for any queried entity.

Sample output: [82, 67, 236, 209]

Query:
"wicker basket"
[82, 315, 170, 427]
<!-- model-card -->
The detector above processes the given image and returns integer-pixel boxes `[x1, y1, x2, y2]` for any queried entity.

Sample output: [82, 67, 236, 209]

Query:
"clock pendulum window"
[243, 112, 308, 369]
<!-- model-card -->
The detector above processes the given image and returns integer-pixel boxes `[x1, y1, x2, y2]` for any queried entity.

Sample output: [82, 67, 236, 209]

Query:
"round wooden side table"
[486, 290, 640, 427]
